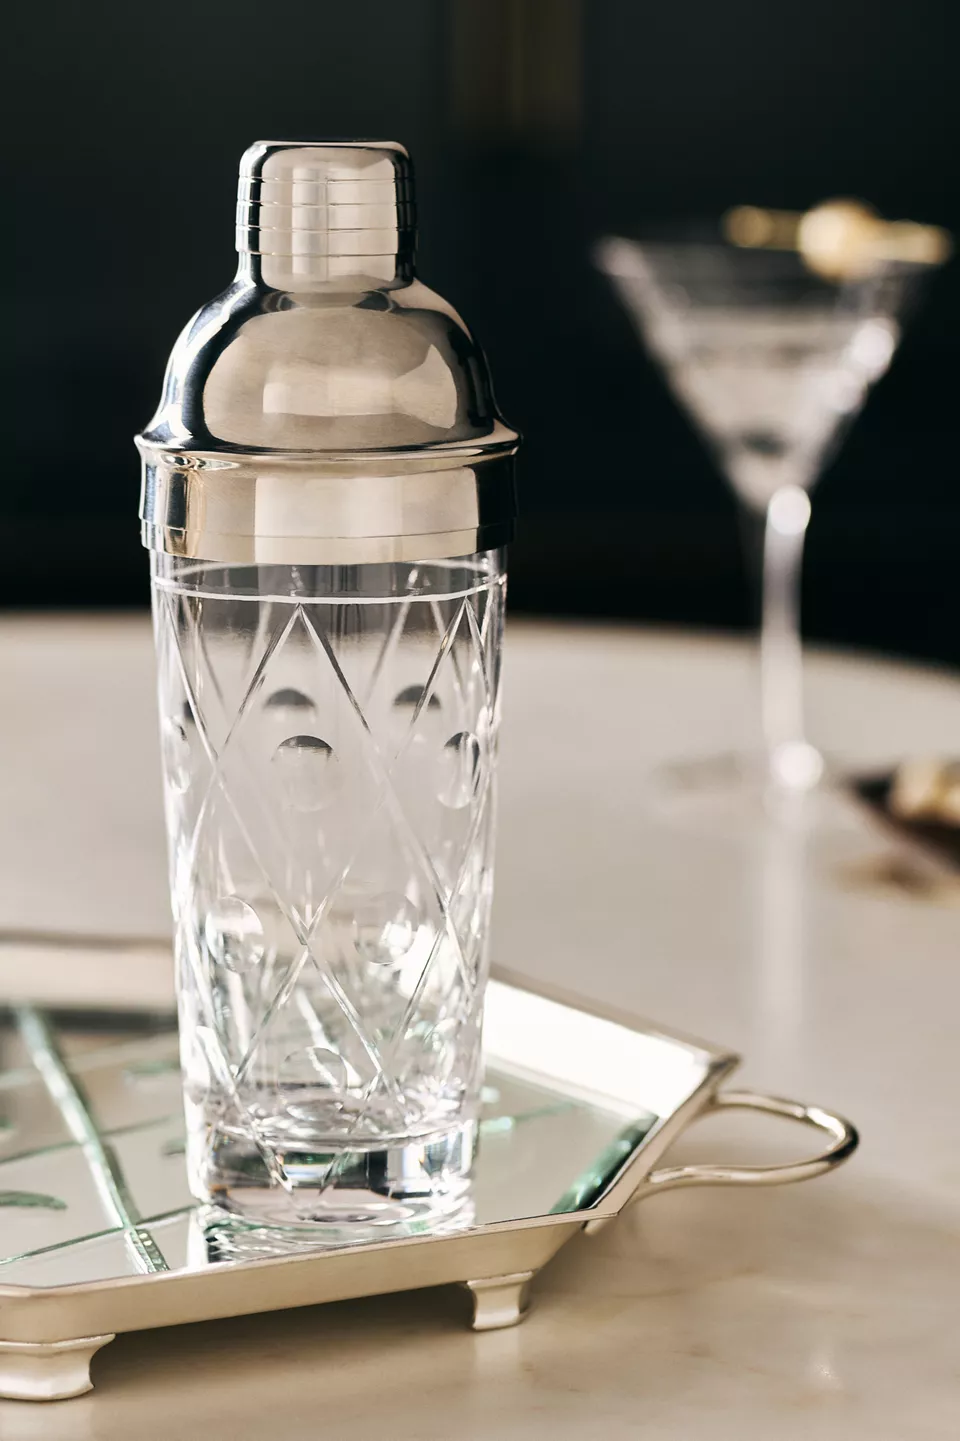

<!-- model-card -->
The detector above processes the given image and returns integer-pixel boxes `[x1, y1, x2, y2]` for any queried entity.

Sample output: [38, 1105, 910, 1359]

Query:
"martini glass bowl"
[596, 226, 940, 821]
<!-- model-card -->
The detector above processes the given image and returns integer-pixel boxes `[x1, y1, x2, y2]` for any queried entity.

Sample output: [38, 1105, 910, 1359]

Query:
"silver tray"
[0, 958, 857, 1402]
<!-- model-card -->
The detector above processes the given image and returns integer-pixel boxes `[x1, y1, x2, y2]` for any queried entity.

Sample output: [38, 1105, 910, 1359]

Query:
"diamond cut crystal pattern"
[151, 554, 505, 1224]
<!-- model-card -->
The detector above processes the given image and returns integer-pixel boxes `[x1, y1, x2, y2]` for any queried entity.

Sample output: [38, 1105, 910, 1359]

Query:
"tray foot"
[465, 1270, 534, 1331]
[0, 1334, 115, 1401]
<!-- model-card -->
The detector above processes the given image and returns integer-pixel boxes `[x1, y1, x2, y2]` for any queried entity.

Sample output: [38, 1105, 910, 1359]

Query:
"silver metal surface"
[0, 960, 857, 1400]
[235, 141, 416, 277]
[466, 1271, 534, 1331]
[0, 1334, 115, 1403]
[137, 140, 518, 566]
[636, 1089, 859, 1194]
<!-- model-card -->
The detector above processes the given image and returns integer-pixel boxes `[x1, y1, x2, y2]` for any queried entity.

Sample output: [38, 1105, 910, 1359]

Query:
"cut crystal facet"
[151, 553, 505, 1231]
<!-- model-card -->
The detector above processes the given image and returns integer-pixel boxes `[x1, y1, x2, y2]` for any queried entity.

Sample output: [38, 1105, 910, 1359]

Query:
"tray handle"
[637, 1088, 858, 1198]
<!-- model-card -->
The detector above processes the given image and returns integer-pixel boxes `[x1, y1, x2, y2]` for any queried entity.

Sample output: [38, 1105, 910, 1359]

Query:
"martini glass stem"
[756, 485, 821, 793]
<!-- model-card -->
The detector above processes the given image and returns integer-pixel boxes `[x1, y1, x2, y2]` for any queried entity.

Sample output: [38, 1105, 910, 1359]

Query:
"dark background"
[8, 0, 958, 664]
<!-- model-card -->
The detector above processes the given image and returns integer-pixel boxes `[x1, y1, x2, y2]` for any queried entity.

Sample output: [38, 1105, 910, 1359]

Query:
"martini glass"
[596, 231, 931, 819]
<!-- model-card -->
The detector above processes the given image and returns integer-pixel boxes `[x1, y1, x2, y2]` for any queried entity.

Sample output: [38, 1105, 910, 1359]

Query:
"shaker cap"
[236, 141, 415, 268]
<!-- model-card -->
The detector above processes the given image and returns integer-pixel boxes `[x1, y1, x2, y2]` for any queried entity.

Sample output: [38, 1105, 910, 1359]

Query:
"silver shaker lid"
[137, 140, 518, 566]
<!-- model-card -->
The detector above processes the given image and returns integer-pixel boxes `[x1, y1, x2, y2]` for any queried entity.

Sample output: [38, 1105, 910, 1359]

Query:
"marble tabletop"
[0, 614, 958, 1440]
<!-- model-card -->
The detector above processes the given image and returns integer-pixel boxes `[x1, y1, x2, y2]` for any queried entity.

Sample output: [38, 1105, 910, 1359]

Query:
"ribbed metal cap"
[236, 140, 416, 264]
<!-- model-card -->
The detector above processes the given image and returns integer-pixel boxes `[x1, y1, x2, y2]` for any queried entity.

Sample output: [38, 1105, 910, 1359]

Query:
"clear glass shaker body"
[152, 550, 505, 1231]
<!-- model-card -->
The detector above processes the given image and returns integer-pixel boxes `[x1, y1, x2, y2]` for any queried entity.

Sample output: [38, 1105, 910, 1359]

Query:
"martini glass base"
[649, 746, 857, 836]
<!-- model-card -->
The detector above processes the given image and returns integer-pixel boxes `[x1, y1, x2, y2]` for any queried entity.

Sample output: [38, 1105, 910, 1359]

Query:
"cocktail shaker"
[136, 141, 517, 1234]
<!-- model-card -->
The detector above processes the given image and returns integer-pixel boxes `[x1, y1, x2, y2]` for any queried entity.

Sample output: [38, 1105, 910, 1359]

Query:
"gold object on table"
[845, 761, 960, 905]
[724, 199, 952, 280]
[890, 757, 960, 826]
